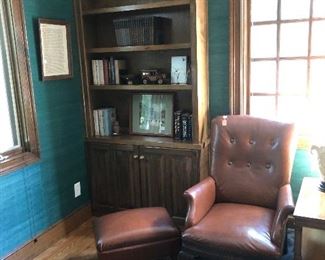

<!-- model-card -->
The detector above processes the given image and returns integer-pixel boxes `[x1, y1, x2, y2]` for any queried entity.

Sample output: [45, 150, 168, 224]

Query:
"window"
[230, 0, 325, 139]
[0, 0, 39, 174]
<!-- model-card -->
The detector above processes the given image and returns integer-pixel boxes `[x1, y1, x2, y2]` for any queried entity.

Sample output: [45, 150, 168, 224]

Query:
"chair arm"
[184, 176, 216, 229]
[271, 184, 295, 246]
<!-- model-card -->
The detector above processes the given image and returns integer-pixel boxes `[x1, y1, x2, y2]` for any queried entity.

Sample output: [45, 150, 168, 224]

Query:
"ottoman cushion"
[94, 207, 180, 252]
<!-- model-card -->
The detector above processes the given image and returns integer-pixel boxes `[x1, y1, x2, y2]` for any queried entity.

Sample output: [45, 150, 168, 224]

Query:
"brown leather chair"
[179, 115, 296, 260]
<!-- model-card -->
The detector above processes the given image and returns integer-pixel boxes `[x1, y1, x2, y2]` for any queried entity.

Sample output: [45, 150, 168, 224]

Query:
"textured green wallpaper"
[0, 0, 88, 257]
[208, 0, 230, 118]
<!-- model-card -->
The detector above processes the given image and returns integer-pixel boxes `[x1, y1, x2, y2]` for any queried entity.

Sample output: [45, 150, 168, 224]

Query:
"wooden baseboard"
[5, 203, 92, 260]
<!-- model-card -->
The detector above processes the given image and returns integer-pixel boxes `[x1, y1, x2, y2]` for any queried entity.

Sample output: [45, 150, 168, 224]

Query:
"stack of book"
[113, 16, 171, 46]
[93, 108, 116, 136]
[174, 111, 192, 141]
[91, 58, 126, 85]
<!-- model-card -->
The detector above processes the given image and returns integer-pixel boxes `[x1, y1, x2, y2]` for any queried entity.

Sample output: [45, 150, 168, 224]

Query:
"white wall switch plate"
[74, 182, 81, 198]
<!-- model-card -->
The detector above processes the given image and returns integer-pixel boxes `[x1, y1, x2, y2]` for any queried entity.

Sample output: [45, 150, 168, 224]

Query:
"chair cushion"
[94, 207, 180, 252]
[182, 203, 281, 258]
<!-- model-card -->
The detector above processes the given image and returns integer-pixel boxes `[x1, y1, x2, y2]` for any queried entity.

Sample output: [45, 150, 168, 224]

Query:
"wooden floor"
[34, 218, 98, 260]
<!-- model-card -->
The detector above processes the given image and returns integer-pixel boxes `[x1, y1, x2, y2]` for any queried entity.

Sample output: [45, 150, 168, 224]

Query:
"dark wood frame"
[38, 18, 73, 81]
[0, 0, 39, 175]
[130, 93, 174, 137]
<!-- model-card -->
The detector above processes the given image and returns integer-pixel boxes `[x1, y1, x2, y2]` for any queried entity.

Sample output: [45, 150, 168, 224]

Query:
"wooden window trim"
[0, 0, 39, 175]
[229, 0, 250, 115]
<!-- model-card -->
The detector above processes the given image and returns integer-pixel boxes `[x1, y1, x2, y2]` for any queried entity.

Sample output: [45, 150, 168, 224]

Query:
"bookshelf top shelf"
[90, 84, 192, 91]
[87, 43, 191, 53]
[82, 0, 190, 16]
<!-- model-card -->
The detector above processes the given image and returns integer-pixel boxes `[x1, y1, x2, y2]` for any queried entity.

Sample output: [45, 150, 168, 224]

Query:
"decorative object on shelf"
[120, 74, 137, 85]
[171, 56, 189, 84]
[141, 69, 168, 84]
[113, 121, 120, 135]
[38, 18, 72, 80]
[311, 145, 325, 192]
[113, 16, 171, 46]
[131, 94, 173, 136]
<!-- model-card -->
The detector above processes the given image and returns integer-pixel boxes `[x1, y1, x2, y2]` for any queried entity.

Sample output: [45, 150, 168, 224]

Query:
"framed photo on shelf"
[131, 94, 173, 136]
[39, 18, 72, 80]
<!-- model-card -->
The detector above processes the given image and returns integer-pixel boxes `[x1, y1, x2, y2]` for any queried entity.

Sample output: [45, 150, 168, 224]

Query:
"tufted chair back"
[210, 115, 296, 209]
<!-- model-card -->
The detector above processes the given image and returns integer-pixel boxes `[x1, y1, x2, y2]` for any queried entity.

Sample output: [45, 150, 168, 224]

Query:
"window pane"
[281, 0, 310, 20]
[278, 96, 308, 123]
[250, 96, 276, 119]
[279, 60, 307, 95]
[311, 21, 325, 56]
[251, 25, 277, 58]
[310, 59, 325, 100]
[280, 22, 309, 57]
[0, 5, 19, 153]
[250, 61, 276, 94]
[251, 0, 277, 22]
[313, 0, 325, 18]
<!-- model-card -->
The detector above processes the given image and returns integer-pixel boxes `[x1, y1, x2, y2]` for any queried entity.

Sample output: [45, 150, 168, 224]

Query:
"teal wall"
[207, 0, 318, 202]
[208, 0, 230, 117]
[0, 0, 88, 258]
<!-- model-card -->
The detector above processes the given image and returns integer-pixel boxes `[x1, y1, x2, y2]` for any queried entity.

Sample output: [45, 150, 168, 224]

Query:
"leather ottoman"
[94, 207, 181, 260]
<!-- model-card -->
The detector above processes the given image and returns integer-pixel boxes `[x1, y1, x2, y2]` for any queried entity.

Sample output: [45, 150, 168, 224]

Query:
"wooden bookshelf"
[74, 0, 209, 219]
[82, 0, 190, 15]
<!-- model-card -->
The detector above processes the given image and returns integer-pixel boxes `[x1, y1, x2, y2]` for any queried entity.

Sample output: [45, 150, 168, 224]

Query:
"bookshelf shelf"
[82, 0, 190, 15]
[87, 43, 191, 54]
[86, 135, 203, 150]
[90, 84, 192, 91]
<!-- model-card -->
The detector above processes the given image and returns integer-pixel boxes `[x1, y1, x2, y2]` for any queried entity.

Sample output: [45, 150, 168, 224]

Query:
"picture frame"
[131, 94, 174, 136]
[39, 18, 72, 80]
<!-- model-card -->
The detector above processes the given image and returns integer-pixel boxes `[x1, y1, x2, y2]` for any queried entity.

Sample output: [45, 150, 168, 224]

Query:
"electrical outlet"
[74, 182, 81, 198]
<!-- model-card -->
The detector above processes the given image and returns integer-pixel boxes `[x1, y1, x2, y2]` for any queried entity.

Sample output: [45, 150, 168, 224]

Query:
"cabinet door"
[87, 143, 117, 211]
[113, 144, 141, 209]
[139, 146, 199, 217]
[138, 147, 164, 209]
[87, 143, 140, 212]
[168, 149, 199, 217]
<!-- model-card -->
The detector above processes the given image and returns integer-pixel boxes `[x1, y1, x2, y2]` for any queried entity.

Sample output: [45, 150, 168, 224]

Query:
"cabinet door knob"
[133, 155, 138, 159]
[139, 155, 145, 160]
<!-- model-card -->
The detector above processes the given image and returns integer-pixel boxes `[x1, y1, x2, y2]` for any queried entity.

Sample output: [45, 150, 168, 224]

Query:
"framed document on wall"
[39, 18, 72, 80]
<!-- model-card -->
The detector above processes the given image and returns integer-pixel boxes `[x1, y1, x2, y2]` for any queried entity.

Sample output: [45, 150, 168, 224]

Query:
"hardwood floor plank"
[34, 219, 97, 260]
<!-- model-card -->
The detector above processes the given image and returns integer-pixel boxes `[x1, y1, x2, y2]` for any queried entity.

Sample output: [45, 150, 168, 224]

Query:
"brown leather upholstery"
[94, 207, 180, 260]
[181, 115, 296, 259]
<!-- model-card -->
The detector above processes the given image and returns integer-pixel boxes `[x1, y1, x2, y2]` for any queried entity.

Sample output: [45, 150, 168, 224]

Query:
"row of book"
[174, 111, 192, 141]
[93, 108, 116, 136]
[91, 58, 126, 85]
[113, 16, 170, 46]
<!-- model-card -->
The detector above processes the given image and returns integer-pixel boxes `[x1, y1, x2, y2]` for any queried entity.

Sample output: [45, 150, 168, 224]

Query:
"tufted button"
[266, 163, 271, 169]
[230, 137, 235, 144]
[249, 139, 255, 145]
[247, 162, 251, 167]
[228, 161, 233, 166]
